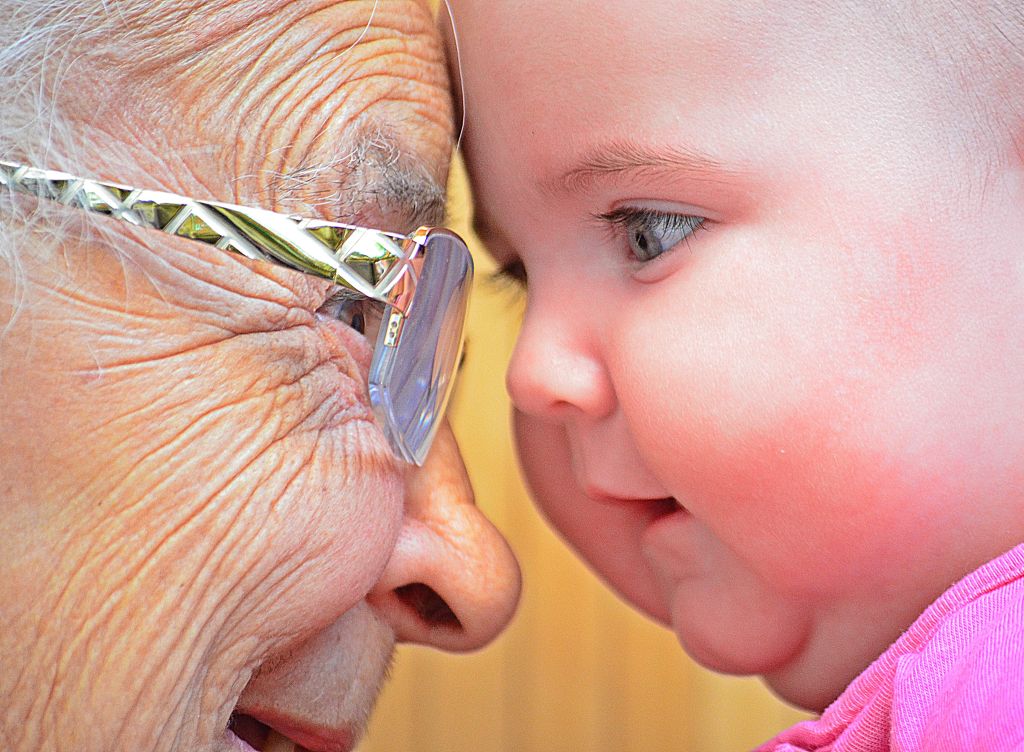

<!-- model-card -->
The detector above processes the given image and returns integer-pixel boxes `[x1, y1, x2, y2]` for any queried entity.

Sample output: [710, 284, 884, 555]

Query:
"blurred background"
[359, 157, 811, 751]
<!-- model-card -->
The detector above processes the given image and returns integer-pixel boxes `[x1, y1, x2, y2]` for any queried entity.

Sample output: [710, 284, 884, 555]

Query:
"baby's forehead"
[451, 0, 1019, 164]
[451, 0, 1012, 80]
[451, 0, 1024, 255]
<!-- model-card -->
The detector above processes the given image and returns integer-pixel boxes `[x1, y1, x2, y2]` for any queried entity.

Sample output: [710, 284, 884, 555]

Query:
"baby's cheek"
[614, 288, 933, 595]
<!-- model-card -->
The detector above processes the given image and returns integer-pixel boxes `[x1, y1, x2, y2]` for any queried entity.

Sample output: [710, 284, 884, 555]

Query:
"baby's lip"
[583, 486, 686, 525]
[584, 484, 681, 507]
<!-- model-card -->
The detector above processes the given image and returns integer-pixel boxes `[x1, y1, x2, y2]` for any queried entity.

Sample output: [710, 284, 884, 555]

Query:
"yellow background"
[359, 159, 811, 751]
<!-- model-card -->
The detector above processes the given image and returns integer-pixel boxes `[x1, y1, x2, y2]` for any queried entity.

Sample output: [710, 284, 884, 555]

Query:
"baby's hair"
[912, 1, 1024, 132]
[799, 1, 1024, 180]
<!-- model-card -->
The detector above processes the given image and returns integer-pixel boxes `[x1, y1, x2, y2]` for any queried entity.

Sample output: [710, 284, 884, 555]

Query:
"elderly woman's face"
[0, 2, 519, 751]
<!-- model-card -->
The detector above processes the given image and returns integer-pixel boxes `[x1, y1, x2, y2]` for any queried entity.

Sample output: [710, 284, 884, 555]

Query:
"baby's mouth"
[589, 490, 685, 516]
[662, 497, 687, 513]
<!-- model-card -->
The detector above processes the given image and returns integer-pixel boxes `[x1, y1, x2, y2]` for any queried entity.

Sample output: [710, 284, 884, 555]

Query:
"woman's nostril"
[394, 583, 462, 630]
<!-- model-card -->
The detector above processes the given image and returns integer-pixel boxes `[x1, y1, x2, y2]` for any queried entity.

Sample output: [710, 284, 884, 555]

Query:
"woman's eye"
[601, 208, 707, 262]
[318, 289, 375, 335]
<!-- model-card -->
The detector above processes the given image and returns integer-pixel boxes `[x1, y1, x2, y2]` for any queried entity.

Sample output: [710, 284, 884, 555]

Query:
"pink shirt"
[757, 544, 1024, 751]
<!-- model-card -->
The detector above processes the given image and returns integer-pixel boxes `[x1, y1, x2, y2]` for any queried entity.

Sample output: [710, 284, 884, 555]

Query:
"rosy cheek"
[617, 310, 960, 601]
[611, 264, 928, 593]
[840, 220, 962, 378]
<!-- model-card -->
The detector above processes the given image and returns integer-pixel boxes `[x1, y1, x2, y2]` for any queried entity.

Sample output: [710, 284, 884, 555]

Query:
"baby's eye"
[601, 207, 707, 262]
[318, 288, 383, 339]
[488, 257, 528, 291]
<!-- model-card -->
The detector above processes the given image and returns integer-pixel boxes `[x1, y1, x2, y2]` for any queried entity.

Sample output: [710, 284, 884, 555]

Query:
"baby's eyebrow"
[549, 138, 739, 195]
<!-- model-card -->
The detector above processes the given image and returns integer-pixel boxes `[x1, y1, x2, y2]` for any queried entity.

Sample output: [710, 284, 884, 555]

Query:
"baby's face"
[454, 0, 1024, 709]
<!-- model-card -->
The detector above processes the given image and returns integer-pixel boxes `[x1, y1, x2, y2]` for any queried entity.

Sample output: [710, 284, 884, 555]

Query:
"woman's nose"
[506, 303, 615, 421]
[367, 422, 521, 651]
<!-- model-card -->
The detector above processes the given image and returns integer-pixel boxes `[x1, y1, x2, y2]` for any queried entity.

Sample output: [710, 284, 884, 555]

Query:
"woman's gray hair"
[0, 0, 215, 156]
[0, 1, 90, 329]
[0, 0, 444, 337]
[0, 1, 116, 167]
[0, 0, 174, 330]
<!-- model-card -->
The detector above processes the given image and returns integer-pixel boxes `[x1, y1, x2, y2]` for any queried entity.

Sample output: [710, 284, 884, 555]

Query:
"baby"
[449, 0, 1024, 748]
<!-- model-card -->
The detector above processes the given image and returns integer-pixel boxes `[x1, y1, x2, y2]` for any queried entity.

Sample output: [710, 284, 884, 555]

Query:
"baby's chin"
[680, 631, 838, 712]
[759, 615, 906, 712]
[666, 585, 814, 686]
[671, 599, 858, 712]
[761, 668, 845, 714]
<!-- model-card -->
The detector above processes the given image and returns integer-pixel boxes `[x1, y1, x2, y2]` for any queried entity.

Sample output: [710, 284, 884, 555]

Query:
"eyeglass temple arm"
[0, 161, 413, 305]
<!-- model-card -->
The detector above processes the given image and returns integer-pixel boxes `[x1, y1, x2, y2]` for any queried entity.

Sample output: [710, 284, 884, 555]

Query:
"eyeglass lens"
[368, 230, 473, 465]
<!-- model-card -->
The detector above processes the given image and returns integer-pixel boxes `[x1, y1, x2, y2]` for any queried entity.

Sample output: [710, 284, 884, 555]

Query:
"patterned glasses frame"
[0, 160, 420, 313]
[0, 161, 473, 466]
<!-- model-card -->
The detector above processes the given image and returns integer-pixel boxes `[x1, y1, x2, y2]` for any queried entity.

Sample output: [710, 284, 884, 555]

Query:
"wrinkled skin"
[452, 0, 1024, 711]
[0, 1, 520, 750]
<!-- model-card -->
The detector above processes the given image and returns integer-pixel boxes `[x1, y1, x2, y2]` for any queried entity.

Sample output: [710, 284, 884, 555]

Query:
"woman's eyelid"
[321, 284, 363, 306]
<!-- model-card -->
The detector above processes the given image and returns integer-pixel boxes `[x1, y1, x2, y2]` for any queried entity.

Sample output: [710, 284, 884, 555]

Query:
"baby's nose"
[506, 302, 615, 421]
[367, 421, 521, 651]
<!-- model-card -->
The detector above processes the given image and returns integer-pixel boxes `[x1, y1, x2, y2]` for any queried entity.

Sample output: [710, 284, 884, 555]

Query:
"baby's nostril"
[394, 583, 462, 630]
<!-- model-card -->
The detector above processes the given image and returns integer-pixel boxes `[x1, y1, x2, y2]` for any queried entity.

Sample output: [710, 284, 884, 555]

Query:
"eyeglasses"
[0, 161, 473, 466]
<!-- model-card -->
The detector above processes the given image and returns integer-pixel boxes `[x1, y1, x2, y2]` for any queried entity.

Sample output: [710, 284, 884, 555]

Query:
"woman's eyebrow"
[266, 132, 448, 231]
[369, 162, 448, 229]
[548, 139, 739, 195]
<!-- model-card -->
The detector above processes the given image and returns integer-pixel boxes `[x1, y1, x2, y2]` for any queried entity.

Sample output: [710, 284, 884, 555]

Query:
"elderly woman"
[0, 1, 520, 751]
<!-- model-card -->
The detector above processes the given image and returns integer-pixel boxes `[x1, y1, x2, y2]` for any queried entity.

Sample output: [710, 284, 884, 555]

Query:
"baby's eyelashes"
[598, 207, 708, 264]
[489, 257, 528, 291]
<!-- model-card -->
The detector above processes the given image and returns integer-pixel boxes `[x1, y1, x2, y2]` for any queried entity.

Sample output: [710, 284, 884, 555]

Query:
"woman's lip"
[247, 708, 356, 752]
[224, 728, 259, 752]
